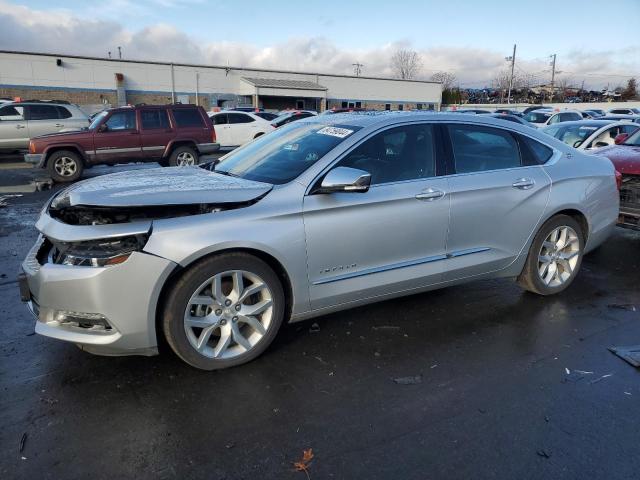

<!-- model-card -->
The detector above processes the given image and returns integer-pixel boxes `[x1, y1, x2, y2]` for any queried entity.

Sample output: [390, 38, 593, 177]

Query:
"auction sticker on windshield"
[317, 126, 354, 138]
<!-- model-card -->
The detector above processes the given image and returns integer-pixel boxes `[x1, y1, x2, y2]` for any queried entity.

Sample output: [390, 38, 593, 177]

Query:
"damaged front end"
[48, 201, 259, 226]
[619, 175, 640, 230]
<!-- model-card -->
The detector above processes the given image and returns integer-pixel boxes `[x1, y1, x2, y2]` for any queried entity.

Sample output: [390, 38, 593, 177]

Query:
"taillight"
[29, 140, 35, 153]
[211, 127, 216, 143]
[615, 170, 622, 190]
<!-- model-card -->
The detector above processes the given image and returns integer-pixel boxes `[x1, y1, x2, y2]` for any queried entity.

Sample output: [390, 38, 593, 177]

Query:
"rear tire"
[162, 253, 286, 370]
[168, 146, 198, 166]
[47, 150, 83, 183]
[517, 215, 584, 295]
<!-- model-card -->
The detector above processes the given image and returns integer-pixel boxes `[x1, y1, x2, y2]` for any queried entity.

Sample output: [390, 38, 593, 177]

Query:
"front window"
[212, 122, 361, 184]
[0, 105, 25, 120]
[89, 111, 108, 130]
[524, 111, 552, 123]
[104, 111, 136, 131]
[337, 124, 436, 184]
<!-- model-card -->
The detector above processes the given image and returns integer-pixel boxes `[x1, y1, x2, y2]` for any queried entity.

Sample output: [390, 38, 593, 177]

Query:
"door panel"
[25, 105, 63, 139]
[211, 113, 232, 146]
[303, 122, 449, 310]
[0, 105, 28, 149]
[304, 179, 450, 309]
[139, 109, 172, 161]
[443, 122, 551, 280]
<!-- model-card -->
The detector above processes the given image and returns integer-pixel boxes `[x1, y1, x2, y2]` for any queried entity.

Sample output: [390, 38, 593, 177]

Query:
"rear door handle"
[512, 178, 535, 190]
[415, 188, 445, 201]
[54, 123, 64, 128]
[16, 124, 26, 129]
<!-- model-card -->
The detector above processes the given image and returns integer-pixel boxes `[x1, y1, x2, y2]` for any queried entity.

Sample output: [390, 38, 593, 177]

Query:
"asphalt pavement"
[1, 160, 639, 480]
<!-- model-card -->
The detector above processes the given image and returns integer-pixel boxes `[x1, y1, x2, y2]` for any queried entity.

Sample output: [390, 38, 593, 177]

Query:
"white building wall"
[0, 51, 442, 105]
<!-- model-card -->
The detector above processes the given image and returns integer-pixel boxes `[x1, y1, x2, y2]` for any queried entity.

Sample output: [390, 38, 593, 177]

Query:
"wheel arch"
[164, 139, 198, 158]
[42, 144, 88, 166]
[154, 246, 294, 349]
[541, 207, 590, 241]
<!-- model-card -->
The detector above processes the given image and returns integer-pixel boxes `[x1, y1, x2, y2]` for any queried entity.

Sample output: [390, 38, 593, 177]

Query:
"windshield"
[211, 122, 361, 184]
[524, 111, 552, 123]
[623, 129, 640, 146]
[89, 111, 108, 130]
[543, 124, 599, 145]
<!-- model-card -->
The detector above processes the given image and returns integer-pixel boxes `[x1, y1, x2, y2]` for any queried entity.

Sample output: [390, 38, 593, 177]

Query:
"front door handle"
[512, 178, 535, 190]
[16, 124, 26, 129]
[415, 188, 445, 201]
[54, 123, 64, 128]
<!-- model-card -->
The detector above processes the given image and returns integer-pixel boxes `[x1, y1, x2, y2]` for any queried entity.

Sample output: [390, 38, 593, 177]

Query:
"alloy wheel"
[53, 156, 77, 177]
[176, 152, 196, 166]
[537, 226, 580, 287]
[183, 270, 274, 359]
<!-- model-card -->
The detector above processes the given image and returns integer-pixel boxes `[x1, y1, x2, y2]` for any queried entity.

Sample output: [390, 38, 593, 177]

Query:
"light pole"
[506, 44, 516, 104]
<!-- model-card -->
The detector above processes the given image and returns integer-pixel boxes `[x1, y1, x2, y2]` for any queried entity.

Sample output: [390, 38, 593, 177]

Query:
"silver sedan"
[20, 113, 619, 369]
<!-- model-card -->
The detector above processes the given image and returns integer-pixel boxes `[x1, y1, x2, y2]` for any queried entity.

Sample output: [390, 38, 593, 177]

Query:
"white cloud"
[0, 0, 636, 89]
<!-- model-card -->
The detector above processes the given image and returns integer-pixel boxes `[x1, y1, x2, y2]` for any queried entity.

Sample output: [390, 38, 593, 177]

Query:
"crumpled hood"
[50, 166, 273, 209]
[596, 145, 640, 175]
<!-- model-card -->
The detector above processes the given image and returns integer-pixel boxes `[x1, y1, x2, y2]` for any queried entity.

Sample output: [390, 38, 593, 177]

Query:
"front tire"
[47, 150, 83, 182]
[518, 215, 584, 295]
[162, 253, 285, 370]
[168, 146, 198, 166]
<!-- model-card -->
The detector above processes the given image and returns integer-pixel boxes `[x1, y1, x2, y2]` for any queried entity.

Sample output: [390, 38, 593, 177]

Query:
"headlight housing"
[49, 234, 148, 267]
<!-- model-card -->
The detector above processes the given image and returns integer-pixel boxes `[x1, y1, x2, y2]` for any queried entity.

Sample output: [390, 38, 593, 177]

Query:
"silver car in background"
[0, 100, 89, 152]
[20, 113, 619, 370]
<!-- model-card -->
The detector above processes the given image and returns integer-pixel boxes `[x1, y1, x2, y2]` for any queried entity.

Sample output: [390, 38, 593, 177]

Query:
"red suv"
[25, 104, 219, 182]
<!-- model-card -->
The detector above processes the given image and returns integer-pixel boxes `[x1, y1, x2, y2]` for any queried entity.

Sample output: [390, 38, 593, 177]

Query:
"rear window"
[141, 109, 170, 129]
[28, 104, 59, 120]
[448, 124, 520, 173]
[524, 111, 552, 123]
[57, 106, 72, 119]
[172, 108, 204, 127]
[516, 134, 554, 165]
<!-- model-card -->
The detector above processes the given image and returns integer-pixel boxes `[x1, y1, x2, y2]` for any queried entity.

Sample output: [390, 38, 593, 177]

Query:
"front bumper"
[24, 153, 45, 167]
[196, 142, 220, 154]
[21, 235, 177, 356]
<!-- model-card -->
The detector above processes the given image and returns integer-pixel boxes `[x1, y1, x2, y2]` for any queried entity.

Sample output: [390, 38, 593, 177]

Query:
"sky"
[1, 0, 639, 89]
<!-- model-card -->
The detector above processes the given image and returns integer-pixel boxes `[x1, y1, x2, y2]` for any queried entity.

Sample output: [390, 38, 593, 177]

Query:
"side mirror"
[614, 133, 629, 145]
[98, 123, 109, 133]
[316, 167, 371, 194]
[572, 140, 583, 148]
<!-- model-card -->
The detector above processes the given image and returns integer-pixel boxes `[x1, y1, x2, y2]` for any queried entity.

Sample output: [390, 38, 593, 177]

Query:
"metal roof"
[242, 77, 327, 91]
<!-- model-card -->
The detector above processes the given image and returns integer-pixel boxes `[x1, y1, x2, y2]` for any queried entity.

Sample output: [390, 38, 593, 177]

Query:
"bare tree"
[391, 49, 422, 80]
[430, 71, 457, 90]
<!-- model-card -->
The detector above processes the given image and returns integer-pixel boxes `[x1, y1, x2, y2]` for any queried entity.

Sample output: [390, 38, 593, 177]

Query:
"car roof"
[542, 120, 616, 128]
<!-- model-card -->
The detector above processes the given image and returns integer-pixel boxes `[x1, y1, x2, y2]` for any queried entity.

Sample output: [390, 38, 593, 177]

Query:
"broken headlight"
[49, 234, 148, 267]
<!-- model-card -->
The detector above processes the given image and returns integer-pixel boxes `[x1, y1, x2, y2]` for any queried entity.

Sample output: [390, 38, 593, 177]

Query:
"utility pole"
[549, 54, 556, 102]
[352, 62, 363, 77]
[117, 46, 122, 60]
[506, 44, 516, 104]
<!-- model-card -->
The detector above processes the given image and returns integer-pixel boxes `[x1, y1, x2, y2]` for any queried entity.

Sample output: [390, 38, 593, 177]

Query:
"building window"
[355, 101, 362, 108]
[385, 103, 391, 111]
[398, 104, 404, 111]
[296, 99, 304, 109]
[341, 101, 348, 108]
[416, 103, 423, 110]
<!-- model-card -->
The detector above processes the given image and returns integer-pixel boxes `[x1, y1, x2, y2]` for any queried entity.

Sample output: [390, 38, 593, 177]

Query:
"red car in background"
[597, 129, 640, 230]
[25, 104, 219, 182]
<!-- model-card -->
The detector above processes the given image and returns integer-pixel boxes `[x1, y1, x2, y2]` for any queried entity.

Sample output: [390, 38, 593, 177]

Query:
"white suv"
[0, 101, 89, 152]
[208, 111, 275, 147]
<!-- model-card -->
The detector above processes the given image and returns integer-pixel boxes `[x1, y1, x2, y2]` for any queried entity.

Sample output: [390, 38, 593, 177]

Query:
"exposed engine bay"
[48, 197, 264, 226]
